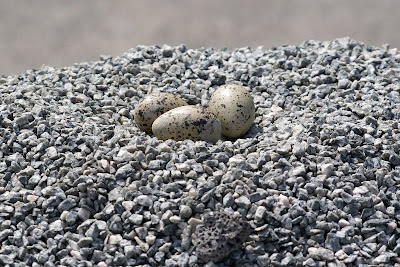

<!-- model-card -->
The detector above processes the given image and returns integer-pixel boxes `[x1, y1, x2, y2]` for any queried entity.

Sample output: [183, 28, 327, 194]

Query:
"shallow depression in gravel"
[1, 38, 400, 266]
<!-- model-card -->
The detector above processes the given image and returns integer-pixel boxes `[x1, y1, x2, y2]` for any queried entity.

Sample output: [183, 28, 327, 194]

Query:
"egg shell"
[208, 84, 255, 138]
[134, 92, 187, 133]
[152, 106, 221, 143]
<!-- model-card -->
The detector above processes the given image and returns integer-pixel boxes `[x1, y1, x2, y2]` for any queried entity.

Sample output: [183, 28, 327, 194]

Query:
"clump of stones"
[0, 38, 400, 266]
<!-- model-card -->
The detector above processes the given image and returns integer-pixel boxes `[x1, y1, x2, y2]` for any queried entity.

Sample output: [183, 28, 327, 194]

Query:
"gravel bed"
[1, 37, 400, 266]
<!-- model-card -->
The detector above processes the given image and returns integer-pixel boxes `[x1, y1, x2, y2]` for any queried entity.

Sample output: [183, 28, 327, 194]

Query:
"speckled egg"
[152, 106, 221, 143]
[134, 92, 187, 133]
[208, 84, 255, 138]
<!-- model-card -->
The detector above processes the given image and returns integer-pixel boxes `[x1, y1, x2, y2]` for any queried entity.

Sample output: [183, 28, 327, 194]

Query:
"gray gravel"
[1, 38, 400, 266]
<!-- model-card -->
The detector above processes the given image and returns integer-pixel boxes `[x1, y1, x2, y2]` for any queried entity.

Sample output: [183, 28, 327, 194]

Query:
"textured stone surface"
[192, 211, 251, 262]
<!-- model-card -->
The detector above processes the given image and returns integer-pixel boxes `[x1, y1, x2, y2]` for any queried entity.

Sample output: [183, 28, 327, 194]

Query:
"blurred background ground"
[1, 0, 399, 75]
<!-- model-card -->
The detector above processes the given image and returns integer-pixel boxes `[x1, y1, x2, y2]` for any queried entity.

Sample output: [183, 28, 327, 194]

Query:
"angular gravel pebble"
[1, 38, 400, 266]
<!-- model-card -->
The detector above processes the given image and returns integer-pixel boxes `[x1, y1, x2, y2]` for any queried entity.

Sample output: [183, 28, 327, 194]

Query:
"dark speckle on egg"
[192, 118, 207, 127]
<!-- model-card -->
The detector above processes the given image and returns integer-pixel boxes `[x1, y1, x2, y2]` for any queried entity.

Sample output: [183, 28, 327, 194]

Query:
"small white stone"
[158, 242, 172, 253]
[320, 163, 334, 177]
[108, 234, 123, 245]
[188, 187, 197, 199]
[99, 159, 110, 171]
[188, 218, 202, 227]
[46, 146, 58, 159]
[353, 186, 368, 195]
[134, 236, 149, 252]
[292, 165, 306, 176]
[129, 214, 143, 225]
[27, 195, 39, 202]
[161, 210, 173, 222]
[335, 250, 348, 260]
[70, 250, 82, 259]
[145, 235, 156, 245]
[255, 206, 266, 221]
[291, 124, 305, 138]
[176, 163, 191, 172]
[169, 215, 182, 224]
[127, 182, 138, 191]
[278, 195, 290, 208]
[308, 247, 334, 261]
[389, 48, 398, 56]
[60, 211, 69, 221]
[19, 166, 35, 176]
[185, 170, 197, 179]
[122, 201, 135, 211]
[117, 149, 134, 161]
[124, 145, 138, 153]
[124, 245, 135, 258]
[373, 254, 392, 265]
[158, 143, 173, 153]
[271, 104, 283, 112]
[49, 220, 63, 232]
[234, 196, 251, 208]
[338, 219, 350, 227]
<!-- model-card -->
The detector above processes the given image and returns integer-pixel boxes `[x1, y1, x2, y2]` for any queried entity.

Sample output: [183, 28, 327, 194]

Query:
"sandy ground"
[1, 0, 399, 75]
